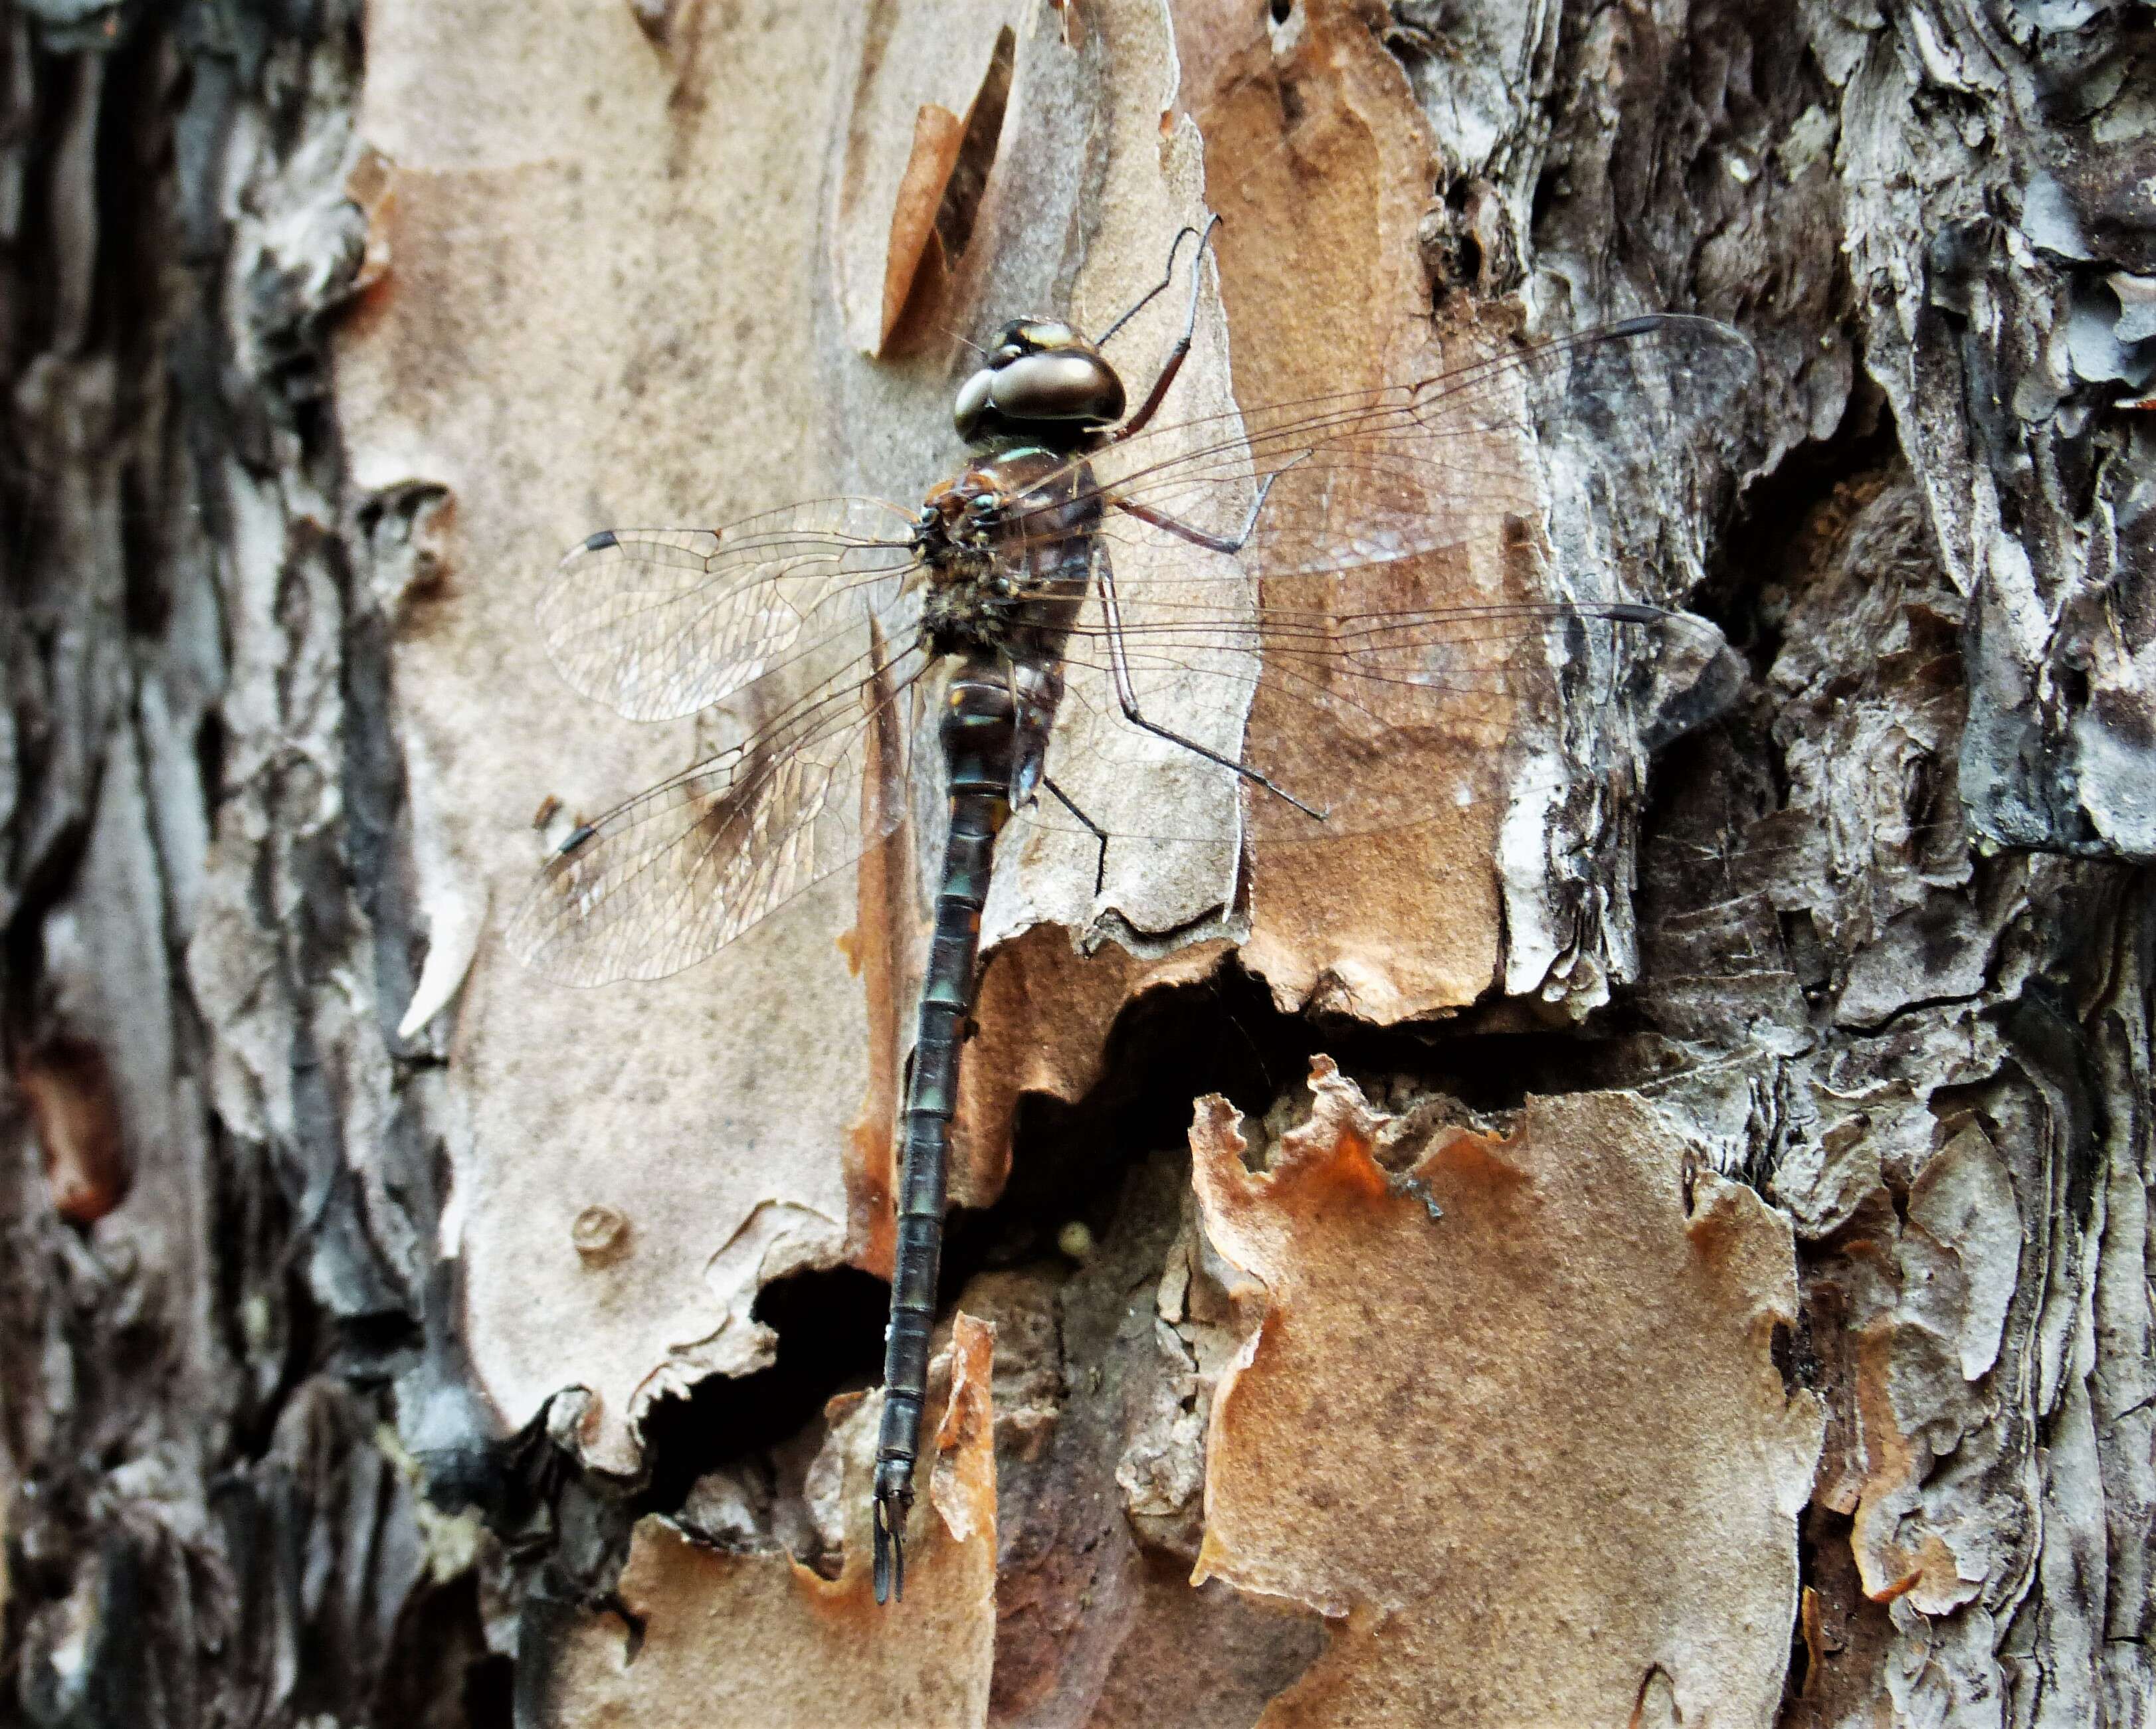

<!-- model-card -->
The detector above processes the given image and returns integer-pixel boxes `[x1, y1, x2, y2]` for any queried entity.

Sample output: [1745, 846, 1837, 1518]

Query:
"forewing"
[538, 498, 922, 721]
[1000, 316, 1753, 844]
[506, 636, 931, 984]
[1034, 315, 1755, 597]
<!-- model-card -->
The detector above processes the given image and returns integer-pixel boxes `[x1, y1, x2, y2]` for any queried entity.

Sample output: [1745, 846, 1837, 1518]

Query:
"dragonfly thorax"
[916, 448, 1099, 663]
[919, 564, 1021, 658]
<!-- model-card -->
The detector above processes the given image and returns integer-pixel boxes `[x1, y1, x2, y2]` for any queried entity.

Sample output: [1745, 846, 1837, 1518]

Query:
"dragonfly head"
[954, 319, 1126, 446]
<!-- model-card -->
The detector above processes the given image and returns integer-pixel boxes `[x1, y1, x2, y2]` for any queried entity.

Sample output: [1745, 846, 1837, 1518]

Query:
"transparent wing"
[1073, 314, 1755, 588]
[538, 498, 923, 722]
[506, 634, 931, 984]
[994, 316, 1753, 845]
[1031, 595, 1741, 843]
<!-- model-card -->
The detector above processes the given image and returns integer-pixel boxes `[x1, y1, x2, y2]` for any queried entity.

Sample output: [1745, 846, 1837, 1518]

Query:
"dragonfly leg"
[1113, 465, 1286, 555]
[1041, 774, 1110, 894]
[1114, 707, 1323, 822]
[1091, 543, 1327, 822]
[1093, 223, 1201, 347]
[1109, 215, 1221, 442]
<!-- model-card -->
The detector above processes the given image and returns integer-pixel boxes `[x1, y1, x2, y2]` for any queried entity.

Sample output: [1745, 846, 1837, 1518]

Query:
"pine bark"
[1, 1, 2148, 1726]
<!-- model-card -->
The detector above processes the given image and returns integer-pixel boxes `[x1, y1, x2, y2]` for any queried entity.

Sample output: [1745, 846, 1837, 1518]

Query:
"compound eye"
[989, 351, 1126, 425]
[953, 367, 997, 440]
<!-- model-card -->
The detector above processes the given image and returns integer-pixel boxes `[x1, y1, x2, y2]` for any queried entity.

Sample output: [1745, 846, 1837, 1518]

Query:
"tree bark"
[1, 1, 2147, 1726]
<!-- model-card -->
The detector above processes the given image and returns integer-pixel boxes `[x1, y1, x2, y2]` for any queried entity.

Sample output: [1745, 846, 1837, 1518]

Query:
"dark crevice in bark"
[338, 576, 425, 1047]
[634, 1261, 891, 1525]
[1704, 369, 1900, 673]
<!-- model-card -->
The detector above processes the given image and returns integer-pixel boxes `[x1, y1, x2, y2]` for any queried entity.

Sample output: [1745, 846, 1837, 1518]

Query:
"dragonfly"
[505, 221, 1755, 1601]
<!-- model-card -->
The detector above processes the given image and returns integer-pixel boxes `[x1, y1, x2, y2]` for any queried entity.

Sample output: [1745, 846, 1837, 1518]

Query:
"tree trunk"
[2, 1, 2147, 1726]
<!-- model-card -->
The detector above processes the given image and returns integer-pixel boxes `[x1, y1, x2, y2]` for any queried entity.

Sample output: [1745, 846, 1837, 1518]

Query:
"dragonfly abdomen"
[872, 652, 1020, 1603]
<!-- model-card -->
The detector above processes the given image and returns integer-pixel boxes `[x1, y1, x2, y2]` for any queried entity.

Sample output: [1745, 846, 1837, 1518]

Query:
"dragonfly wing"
[1036, 600, 1739, 841]
[1005, 317, 1753, 844]
[1080, 314, 1757, 587]
[539, 497, 923, 721]
[506, 634, 931, 984]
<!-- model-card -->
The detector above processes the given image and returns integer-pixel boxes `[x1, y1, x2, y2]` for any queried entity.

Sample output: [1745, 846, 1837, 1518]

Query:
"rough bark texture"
[3, 3, 512, 1727]
[1, 1, 2147, 1727]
